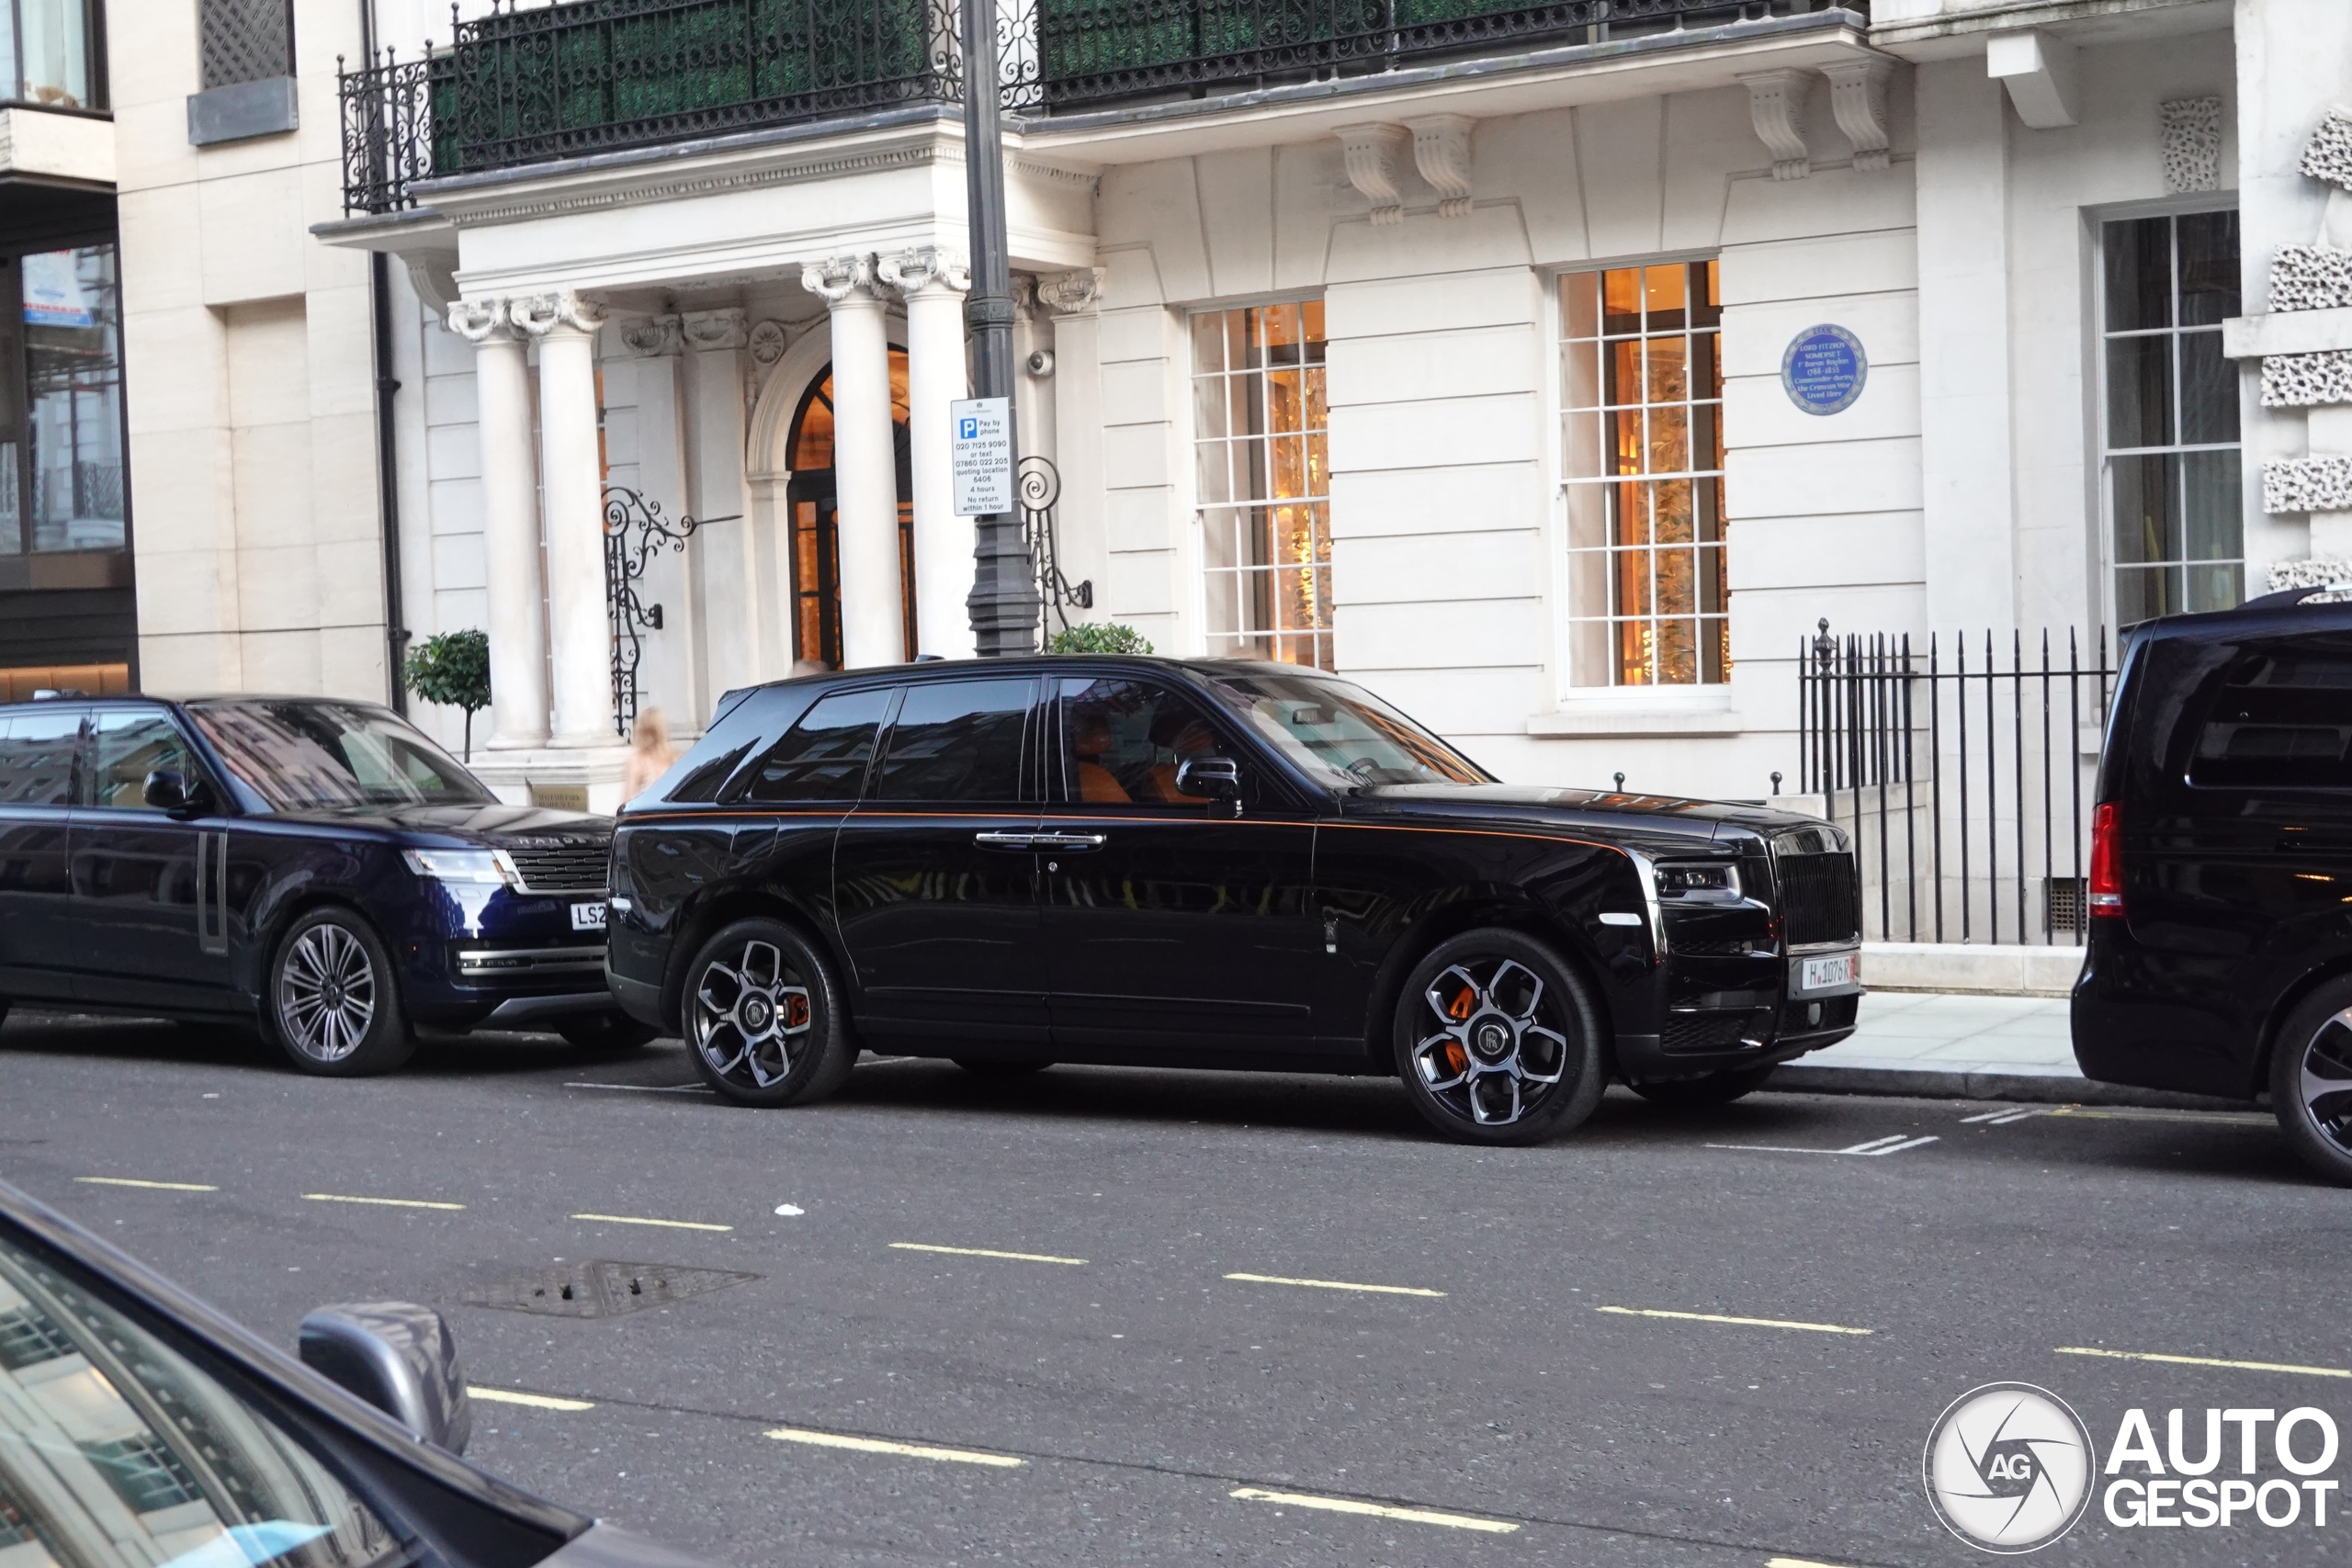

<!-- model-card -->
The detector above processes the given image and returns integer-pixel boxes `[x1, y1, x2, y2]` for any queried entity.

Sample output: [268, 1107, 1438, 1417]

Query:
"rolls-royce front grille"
[1776, 852, 1860, 946]
[503, 842, 610, 894]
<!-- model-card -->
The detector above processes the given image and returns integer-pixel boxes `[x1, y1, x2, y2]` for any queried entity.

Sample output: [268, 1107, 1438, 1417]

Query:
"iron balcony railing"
[340, 0, 1860, 214]
[1796, 625, 2118, 948]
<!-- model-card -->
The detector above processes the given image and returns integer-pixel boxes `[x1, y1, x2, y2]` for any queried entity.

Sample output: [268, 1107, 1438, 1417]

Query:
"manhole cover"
[459, 1260, 759, 1319]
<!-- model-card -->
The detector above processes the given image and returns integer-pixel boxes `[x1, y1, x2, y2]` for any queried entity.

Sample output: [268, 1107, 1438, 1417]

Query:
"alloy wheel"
[2298, 1007, 2352, 1152]
[689, 939, 811, 1091]
[277, 922, 378, 1064]
[1410, 957, 1573, 1126]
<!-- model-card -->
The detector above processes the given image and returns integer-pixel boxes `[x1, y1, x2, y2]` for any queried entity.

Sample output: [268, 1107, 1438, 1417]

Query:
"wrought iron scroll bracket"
[1018, 456, 1092, 639]
[605, 485, 740, 738]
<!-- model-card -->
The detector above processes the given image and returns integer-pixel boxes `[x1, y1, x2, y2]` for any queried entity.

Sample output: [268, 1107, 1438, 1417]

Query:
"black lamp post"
[960, 0, 1042, 656]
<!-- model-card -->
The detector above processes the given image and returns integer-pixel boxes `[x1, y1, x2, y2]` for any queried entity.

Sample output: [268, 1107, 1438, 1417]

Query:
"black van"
[2071, 583, 2352, 1180]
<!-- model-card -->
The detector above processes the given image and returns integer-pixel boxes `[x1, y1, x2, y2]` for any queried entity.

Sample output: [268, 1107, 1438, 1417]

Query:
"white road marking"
[1705, 1133, 1939, 1157]
[2049, 1106, 2273, 1127]
[2055, 1346, 2351, 1379]
[1230, 1487, 1518, 1534]
[571, 1213, 733, 1232]
[1959, 1108, 2048, 1125]
[1224, 1271, 1445, 1298]
[74, 1177, 218, 1191]
[1597, 1305, 1872, 1336]
[302, 1193, 465, 1211]
[889, 1242, 1086, 1265]
[564, 1081, 715, 1095]
[469, 1386, 596, 1411]
[763, 1427, 1023, 1467]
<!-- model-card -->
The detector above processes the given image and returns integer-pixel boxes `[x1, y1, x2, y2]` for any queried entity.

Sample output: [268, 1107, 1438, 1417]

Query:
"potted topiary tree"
[402, 629, 492, 761]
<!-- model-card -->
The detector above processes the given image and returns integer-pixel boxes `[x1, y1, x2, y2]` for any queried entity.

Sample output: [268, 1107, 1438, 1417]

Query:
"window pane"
[2106, 335, 2174, 449]
[1559, 271, 1599, 339]
[190, 702, 490, 809]
[744, 687, 889, 801]
[2178, 210, 2241, 327]
[1689, 261, 1722, 331]
[2114, 564, 2177, 626]
[88, 712, 195, 809]
[18, 0, 94, 107]
[0, 709, 80, 805]
[2188, 637, 2352, 788]
[1643, 265, 1686, 329]
[1561, 340, 1600, 410]
[2110, 454, 2178, 567]
[25, 246, 125, 553]
[2182, 448, 2242, 563]
[1058, 678, 1221, 805]
[2104, 218, 2172, 332]
[874, 678, 1034, 802]
[1601, 268, 1642, 333]
[2178, 331, 2238, 445]
[1193, 302, 1331, 671]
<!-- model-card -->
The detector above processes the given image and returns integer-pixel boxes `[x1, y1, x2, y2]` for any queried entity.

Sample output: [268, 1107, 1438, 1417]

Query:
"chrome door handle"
[1033, 833, 1106, 851]
[973, 831, 1039, 851]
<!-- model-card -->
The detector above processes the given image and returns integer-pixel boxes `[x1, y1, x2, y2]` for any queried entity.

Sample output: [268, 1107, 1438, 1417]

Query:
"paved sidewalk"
[1768, 990, 2249, 1108]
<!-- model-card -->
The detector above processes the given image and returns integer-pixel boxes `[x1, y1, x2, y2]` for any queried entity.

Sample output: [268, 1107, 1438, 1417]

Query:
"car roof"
[2127, 590, 2352, 645]
[777, 654, 1334, 686]
[0, 693, 397, 715]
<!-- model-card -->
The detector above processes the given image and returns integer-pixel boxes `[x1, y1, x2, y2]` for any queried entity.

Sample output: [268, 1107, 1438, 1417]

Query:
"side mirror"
[299, 1302, 473, 1455]
[1175, 756, 1241, 801]
[142, 769, 199, 816]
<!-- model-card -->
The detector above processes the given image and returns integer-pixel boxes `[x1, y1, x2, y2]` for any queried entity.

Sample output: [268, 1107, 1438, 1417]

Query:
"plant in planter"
[402, 629, 492, 761]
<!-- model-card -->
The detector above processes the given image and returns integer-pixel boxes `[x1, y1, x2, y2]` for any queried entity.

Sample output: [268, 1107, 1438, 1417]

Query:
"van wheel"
[2270, 977, 2352, 1184]
[682, 919, 854, 1108]
[1392, 929, 1606, 1146]
[1631, 1064, 1778, 1109]
[266, 909, 415, 1077]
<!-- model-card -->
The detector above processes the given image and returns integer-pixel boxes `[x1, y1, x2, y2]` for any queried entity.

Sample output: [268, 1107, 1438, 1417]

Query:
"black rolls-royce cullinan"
[607, 657, 1861, 1145]
[0, 694, 646, 1077]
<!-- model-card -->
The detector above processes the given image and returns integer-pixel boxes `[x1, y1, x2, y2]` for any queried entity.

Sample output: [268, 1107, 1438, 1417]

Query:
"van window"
[741, 688, 892, 803]
[2188, 637, 2352, 789]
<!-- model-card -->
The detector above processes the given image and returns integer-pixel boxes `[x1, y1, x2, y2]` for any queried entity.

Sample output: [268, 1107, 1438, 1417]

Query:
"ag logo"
[1924, 1383, 2094, 1552]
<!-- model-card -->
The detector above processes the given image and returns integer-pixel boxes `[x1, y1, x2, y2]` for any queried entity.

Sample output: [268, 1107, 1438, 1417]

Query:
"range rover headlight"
[401, 848, 516, 886]
[1657, 862, 1741, 899]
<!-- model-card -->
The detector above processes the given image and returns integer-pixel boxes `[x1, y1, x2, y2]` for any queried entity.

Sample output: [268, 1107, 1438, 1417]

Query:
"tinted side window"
[87, 711, 197, 808]
[665, 688, 810, 804]
[742, 688, 892, 802]
[1057, 678, 1219, 805]
[0, 709, 82, 806]
[874, 679, 1035, 803]
[2188, 636, 2352, 789]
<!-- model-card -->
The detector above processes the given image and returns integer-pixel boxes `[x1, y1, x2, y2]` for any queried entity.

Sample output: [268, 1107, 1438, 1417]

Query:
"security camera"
[1025, 349, 1055, 378]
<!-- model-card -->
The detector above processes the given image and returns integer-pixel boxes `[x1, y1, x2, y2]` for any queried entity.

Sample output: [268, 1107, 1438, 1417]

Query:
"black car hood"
[261, 801, 612, 844]
[1340, 783, 1833, 846]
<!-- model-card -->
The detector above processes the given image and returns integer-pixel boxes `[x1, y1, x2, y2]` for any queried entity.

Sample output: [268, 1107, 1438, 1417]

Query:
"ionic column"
[879, 246, 973, 660]
[514, 290, 616, 749]
[801, 254, 903, 668]
[448, 299, 549, 750]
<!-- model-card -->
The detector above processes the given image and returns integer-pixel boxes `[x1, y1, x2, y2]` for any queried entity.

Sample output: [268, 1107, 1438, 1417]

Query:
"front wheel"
[2270, 977, 2352, 1185]
[1392, 929, 1606, 1146]
[682, 919, 854, 1107]
[1630, 1064, 1779, 1110]
[555, 1013, 661, 1051]
[265, 909, 414, 1077]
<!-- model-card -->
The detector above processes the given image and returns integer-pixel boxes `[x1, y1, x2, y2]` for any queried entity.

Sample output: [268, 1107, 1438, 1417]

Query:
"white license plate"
[1800, 953, 1854, 991]
[569, 902, 608, 932]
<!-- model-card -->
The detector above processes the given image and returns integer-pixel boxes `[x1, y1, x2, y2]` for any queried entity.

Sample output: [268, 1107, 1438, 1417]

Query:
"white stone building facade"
[20, 0, 2341, 813]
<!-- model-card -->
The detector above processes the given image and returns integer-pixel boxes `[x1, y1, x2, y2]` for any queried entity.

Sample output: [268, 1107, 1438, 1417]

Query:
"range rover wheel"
[265, 909, 415, 1077]
[1631, 1064, 1779, 1110]
[1392, 929, 1606, 1146]
[2270, 977, 2352, 1185]
[682, 919, 854, 1108]
[555, 1013, 660, 1052]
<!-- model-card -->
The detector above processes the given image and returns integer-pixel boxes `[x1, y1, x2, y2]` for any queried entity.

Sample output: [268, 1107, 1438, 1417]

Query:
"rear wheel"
[2270, 976, 2352, 1184]
[1392, 929, 1606, 1146]
[1630, 1064, 1779, 1109]
[265, 909, 414, 1077]
[682, 919, 854, 1108]
[555, 1013, 660, 1051]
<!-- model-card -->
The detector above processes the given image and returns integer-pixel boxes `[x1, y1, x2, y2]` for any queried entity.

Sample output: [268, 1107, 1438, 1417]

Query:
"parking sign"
[949, 397, 1012, 515]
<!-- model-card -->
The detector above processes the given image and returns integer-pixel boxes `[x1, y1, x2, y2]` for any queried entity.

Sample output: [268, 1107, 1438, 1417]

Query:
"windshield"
[191, 702, 495, 810]
[1209, 671, 1487, 788]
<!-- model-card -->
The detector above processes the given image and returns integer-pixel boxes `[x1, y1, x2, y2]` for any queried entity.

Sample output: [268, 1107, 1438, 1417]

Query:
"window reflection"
[0, 0, 102, 109]
[21, 245, 124, 554]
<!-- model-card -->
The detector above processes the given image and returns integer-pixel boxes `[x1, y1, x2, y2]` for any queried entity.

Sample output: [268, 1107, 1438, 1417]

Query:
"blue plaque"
[1781, 324, 1867, 415]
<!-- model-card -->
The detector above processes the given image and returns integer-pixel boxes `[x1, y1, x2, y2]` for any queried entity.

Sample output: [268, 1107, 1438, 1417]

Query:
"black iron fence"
[340, 0, 1859, 213]
[1797, 624, 2117, 947]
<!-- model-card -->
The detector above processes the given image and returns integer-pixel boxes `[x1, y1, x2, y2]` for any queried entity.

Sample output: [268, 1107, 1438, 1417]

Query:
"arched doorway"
[786, 350, 916, 667]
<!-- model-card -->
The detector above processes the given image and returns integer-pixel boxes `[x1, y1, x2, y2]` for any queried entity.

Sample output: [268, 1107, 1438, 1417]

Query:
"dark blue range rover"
[0, 693, 650, 1076]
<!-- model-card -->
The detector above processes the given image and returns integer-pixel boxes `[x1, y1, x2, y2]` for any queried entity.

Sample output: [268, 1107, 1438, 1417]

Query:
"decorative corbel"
[510, 289, 608, 338]
[679, 308, 750, 352]
[1740, 71, 1813, 181]
[404, 255, 459, 319]
[800, 254, 882, 304]
[619, 314, 684, 358]
[1407, 114, 1475, 218]
[1035, 266, 1107, 315]
[446, 297, 506, 344]
[1335, 123, 1410, 225]
[1821, 59, 1893, 174]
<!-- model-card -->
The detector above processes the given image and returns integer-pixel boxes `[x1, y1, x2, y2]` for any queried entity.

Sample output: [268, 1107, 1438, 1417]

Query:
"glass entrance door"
[784, 354, 917, 668]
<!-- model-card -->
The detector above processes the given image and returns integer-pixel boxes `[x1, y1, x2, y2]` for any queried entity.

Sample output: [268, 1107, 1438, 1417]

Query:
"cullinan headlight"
[401, 848, 516, 886]
[1656, 862, 1742, 899]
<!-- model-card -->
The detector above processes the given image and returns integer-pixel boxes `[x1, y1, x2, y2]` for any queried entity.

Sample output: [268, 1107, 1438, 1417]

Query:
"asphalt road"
[2, 1010, 2345, 1568]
